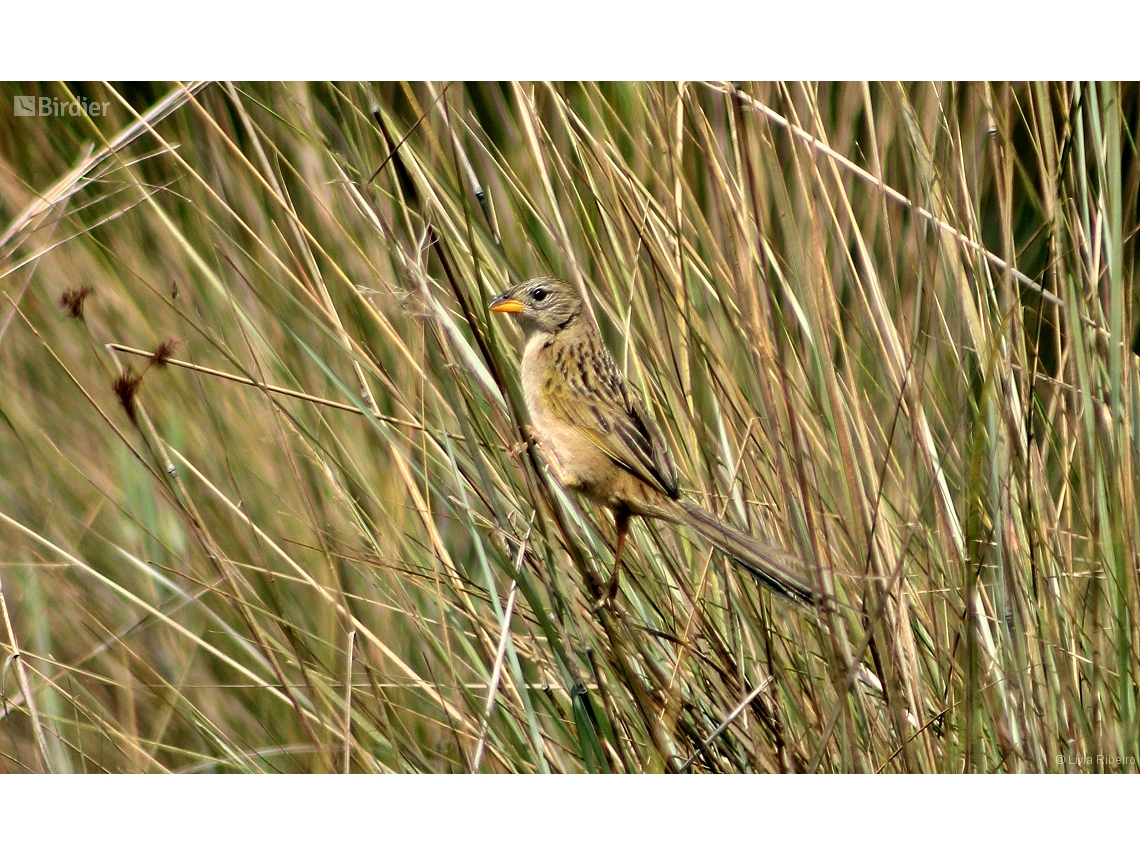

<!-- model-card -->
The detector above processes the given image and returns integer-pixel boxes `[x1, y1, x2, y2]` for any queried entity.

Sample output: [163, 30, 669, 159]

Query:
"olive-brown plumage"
[491, 275, 814, 606]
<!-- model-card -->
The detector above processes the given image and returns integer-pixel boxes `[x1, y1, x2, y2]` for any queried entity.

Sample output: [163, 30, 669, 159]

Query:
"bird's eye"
[531, 287, 547, 302]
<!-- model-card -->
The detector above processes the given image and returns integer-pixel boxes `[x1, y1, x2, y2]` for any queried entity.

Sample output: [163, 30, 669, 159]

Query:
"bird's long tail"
[668, 500, 816, 606]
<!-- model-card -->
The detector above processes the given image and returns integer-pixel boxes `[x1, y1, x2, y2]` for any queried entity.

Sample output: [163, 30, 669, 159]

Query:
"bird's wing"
[545, 347, 680, 499]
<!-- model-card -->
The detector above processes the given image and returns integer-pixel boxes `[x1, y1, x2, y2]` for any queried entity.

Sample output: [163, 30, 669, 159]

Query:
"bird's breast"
[520, 335, 616, 500]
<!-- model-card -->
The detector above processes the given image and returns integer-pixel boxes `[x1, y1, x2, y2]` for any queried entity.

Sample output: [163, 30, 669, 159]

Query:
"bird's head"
[489, 276, 584, 337]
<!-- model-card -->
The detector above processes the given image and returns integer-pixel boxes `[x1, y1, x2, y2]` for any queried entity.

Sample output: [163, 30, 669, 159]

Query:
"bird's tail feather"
[669, 500, 815, 606]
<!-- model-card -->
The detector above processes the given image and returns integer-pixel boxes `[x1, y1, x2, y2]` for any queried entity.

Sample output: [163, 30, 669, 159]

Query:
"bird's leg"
[597, 509, 630, 609]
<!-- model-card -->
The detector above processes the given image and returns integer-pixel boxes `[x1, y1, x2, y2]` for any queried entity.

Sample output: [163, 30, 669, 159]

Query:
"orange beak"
[489, 294, 526, 314]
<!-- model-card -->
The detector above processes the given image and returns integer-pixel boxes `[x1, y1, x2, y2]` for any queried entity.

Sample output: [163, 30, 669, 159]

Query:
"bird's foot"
[591, 572, 621, 613]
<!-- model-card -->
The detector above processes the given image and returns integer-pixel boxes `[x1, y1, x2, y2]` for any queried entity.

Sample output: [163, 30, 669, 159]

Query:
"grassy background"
[0, 81, 1136, 773]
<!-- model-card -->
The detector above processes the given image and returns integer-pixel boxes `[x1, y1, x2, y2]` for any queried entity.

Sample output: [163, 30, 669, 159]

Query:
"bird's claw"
[592, 572, 621, 613]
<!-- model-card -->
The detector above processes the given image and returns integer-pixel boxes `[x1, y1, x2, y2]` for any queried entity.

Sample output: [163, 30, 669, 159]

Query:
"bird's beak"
[489, 293, 526, 314]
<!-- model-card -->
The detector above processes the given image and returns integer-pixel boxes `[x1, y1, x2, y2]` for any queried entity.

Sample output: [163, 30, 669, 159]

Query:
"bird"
[489, 275, 815, 607]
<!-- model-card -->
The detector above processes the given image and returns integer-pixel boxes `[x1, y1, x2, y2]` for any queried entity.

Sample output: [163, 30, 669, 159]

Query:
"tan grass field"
[0, 81, 1136, 773]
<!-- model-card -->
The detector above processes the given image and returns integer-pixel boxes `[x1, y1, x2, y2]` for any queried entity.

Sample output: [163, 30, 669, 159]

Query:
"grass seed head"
[59, 285, 94, 320]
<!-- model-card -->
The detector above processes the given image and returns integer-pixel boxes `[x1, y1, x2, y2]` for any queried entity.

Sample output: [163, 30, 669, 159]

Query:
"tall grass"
[0, 81, 1136, 772]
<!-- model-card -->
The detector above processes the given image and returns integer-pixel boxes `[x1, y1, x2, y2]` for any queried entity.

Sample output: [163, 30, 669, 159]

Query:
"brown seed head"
[150, 338, 180, 368]
[113, 369, 142, 425]
[59, 285, 94, 320]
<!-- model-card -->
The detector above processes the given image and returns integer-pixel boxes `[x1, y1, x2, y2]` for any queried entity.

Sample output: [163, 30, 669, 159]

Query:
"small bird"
[490, 275, 814, 607]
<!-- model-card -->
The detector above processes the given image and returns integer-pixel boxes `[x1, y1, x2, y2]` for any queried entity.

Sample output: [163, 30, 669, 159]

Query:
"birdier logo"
[13, 95, 109, 117]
